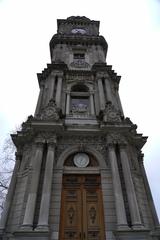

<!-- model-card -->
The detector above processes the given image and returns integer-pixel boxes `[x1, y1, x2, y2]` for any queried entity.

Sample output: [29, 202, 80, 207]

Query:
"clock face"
[71, 28, 86, 34]
[73, 153, 89, 168]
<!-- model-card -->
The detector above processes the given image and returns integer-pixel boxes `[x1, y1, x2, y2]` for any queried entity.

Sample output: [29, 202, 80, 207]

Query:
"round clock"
[73, 153, 89, 168]
[71, 28, 86, 34]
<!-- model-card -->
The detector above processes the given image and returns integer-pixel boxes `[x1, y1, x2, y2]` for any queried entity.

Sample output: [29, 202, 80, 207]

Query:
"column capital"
[48, 141, 56, 149]
[119, 142, 128, 149]
[51, 71, 63, 77]
[50, 72, 56, 77]
[47, 136, 57, 147]
[65, 90, 70, 94]
[58, 74, 63, 79]
[34, 138, 45, 148]
[90, 90, 95, 95]
[107, 143, 116, 150]
[39, 81, 45, 88]
[104, 73, 110, 79]
[96, 72, 105, 79]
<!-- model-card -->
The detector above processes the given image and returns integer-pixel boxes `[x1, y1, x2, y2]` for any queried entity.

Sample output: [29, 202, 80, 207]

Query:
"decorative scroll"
[70, 60, 90, 69]
[89, 206, 96, 224]
[67, 207, 75, 224]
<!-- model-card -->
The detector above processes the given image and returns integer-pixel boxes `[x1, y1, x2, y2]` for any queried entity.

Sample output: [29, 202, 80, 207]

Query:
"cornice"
[37, 62, 68, 85]
[37, 62, 121, 86]
[57, 16, 99, 27]
[92, 63, 121, 83]
[49, 34, 108, 59]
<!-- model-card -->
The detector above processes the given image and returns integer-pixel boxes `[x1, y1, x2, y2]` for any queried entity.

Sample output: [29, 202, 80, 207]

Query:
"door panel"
[60, 188, 82, 239]
[59, 175, 105, 240]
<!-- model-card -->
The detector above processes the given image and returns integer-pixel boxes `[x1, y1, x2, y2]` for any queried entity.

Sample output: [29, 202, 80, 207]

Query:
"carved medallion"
[89, 206, 96, 224]
[102, 101, 121, 123]
[38, 99, 60, 121]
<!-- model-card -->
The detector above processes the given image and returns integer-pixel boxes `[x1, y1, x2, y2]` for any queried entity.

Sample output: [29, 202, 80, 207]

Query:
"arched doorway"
[59, 152, 105, 240]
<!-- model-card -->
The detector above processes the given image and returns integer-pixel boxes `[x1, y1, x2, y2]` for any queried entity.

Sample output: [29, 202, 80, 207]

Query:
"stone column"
[34, 82, 44, 116]
[119, 144, 143, 229]
[66, 91, 70, 115]
[36, 138, 56, 231]
[0, 152, 21, 231]
[139, 153, 159, 226]
[47, 74, 55, 103]
[115, 83, 124, 115]
[55, 75, 63, 108]
[90, 91, 95, 115]
[97, 78, 105, 110]
[21, 139, 44, 230]
[105, 78, 113, 103]
[108, 144, 129, 230]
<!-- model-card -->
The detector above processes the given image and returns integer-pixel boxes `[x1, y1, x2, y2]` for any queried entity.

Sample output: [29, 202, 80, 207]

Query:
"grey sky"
[0, 0, 160, 219]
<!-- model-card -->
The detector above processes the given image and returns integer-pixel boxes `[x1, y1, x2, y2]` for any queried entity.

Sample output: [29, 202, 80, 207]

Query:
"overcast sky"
[0, 0, 160, 219]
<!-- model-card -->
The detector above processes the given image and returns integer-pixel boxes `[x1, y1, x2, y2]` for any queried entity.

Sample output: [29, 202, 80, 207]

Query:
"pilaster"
[108, 144, 129, 230]
[66, 90, 70, 115]
[90, 91, 95, 115]
[21, 138, 44, 230]
[36, 136, 57, 231]
[97, 77, 105, 110]
[55, 75, 63, 108]
[47, 73, 56, 104]
[119, 144, 143, 229]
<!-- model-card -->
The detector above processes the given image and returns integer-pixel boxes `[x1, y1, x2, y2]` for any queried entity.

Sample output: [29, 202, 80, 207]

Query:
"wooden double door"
[59, 175, 105, 240]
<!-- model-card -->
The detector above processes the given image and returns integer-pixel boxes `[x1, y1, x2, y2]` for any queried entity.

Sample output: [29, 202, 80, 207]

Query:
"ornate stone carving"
[71, 102, 88, 114]
[38, 99, 60, 121]
[36, 131, 56, 140]
[58, 135, 106, 144]
[21, 115, 34, 131]
[67, 207, 75, 224]
[107, 133, 127, 145]
[66, 74, 92, 83]
[89, 206, 96, 224]
[101, 101, 121, 123]
[70, 60, 90, 69]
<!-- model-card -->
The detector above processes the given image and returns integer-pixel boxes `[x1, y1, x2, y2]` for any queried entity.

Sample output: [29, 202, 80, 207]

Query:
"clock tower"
[0, 16, 160, 240]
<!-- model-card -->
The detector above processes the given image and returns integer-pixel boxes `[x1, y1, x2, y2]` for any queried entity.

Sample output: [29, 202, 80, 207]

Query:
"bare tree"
[0, 135, 16, 212]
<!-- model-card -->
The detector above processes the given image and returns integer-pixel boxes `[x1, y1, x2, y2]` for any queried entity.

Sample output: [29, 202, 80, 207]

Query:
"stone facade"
[0, 16, 160, 240]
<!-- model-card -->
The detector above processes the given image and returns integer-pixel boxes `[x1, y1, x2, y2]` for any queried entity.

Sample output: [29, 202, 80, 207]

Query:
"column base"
[117, 224, 130, 231]
[20, 224, 33, 231]
[132, 224, 144, 230]
[35, 225, 49, 232]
